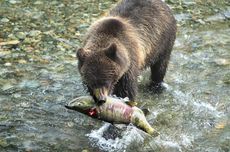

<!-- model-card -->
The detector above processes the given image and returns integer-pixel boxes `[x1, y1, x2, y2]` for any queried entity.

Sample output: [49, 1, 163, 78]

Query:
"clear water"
[0, 0, 229, 152]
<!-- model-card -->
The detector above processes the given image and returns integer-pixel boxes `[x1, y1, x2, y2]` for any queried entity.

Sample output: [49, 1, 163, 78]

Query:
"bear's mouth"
[93, 87, 109, 103]
[93, 82, 114, 103]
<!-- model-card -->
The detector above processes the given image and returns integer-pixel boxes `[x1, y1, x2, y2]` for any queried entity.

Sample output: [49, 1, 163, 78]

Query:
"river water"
[0, 0, 229, 152]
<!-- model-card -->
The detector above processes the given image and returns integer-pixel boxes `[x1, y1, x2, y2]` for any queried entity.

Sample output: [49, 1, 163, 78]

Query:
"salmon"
[65, 96, 159, 136]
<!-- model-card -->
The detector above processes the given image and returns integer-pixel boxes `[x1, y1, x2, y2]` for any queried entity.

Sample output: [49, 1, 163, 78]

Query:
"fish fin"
[151, 131, 160, 137]
[125, 101, 138, 107]
[64, 105, 72, 110]
[147, 126, 160, 137]
[141, 108, 151, 116]
[151, 129, 160, 137]
[138, 102, 151, 116]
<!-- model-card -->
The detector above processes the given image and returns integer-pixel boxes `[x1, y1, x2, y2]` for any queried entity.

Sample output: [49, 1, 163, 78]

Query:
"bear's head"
[77, 43, 129, 102]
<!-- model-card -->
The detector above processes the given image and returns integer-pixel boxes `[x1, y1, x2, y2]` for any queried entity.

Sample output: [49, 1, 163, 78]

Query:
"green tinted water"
[0, 0, 229, 151]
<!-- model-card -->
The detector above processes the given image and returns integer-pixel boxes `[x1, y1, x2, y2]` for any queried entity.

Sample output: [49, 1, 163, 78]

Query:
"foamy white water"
[86, 123, 148, 152]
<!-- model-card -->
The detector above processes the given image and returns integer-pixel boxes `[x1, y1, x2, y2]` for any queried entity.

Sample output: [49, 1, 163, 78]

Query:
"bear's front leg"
[113, 72, 138, 102]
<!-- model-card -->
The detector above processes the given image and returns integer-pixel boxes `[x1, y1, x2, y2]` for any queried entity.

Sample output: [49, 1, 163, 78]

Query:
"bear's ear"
[105, 43, 117, 61]
[76, 48, 87, 62]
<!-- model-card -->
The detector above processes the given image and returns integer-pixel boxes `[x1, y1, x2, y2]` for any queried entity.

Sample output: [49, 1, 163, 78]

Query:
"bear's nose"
[98, 95, 106, 103]
[93, 87, 108, 104]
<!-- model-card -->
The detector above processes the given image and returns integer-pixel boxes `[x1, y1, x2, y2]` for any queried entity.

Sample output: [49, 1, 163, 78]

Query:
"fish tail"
[131, 108, 159, 136]
[145, 125, 160, 137]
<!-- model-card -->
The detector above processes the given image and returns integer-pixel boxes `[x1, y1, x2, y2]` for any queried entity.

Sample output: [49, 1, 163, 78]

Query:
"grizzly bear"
[77, 0, 177, 102]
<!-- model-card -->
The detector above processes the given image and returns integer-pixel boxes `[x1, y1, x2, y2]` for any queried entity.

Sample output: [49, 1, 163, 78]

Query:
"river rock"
[0, 18, 9, 23]
[214, 59, 230, 66]
[29, 30, 41, 37]
[16, 32, 26, 40]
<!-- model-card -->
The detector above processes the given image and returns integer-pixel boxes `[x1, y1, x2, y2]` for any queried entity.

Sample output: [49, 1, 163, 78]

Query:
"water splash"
[86, 123, 148, 152]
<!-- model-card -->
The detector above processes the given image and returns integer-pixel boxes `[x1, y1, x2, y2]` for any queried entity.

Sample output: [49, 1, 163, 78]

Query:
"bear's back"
[109, 0, 177, 67]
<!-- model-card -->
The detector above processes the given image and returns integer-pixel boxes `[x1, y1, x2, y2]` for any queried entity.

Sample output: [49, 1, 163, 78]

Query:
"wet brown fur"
[77, 0, 177, 101]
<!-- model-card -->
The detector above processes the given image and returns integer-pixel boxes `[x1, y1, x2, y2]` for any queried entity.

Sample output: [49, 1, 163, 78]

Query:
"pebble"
[223, 11, 230, 19]
[34, 1, 43, 5]
[206, 14, 225, 22]
[9, 0, 17, 4]
[4, 62, 12, 66]
[18, 80, 40, 89]
[18, 59, 27, 64]
[8, 34, 17, 39]
[0, 51, 11, 57]
[67, 122, 74, 128]
[29, 30, 41, 37]
[1, 18, 9, 23]
[13, 93, 21, 98]
[0, 138, 8, 147]
[214, 58, 230, 66]
[2, 83, 14, 91]
[197, 19, 205, 25]
[16, 32, 26, 40]
[20, 102, 30, 108]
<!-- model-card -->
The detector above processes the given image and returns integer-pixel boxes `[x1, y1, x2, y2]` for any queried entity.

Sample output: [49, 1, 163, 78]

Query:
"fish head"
[65, 96, 97, 117]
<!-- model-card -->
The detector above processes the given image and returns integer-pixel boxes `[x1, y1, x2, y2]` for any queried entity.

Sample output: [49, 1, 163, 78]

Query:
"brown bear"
[77, 0, 177, 102]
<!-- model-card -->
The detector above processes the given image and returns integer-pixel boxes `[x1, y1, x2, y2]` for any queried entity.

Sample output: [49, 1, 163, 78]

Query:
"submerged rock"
[214, 58, 230, 66]
[102, 124, 123, 140]
[9, 0, 17, 4]
[0, 18, 10, 23]
[4, 62, 12, 66]
[18, 80, 40, 89]
[16, 32, 26, 40]
[223, 11, 230, 19]
[34, 1, 43, 5]
[28, 30, 41, 37]
[1, 83, 14, 91]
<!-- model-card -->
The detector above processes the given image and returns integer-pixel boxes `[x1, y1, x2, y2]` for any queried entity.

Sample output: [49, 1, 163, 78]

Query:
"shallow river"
[0, 0, 229, 152]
